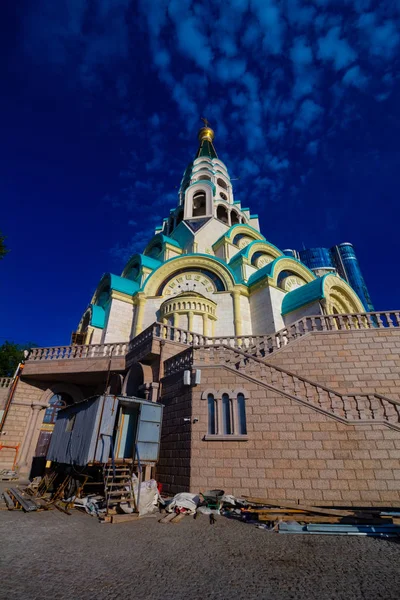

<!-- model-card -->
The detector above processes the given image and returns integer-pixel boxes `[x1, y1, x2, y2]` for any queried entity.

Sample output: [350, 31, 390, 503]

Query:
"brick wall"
[189, 365, 400, 507]
[157, 373, 192, 495]
[0, 379, 47, 468]
[268, 328, 400, 401]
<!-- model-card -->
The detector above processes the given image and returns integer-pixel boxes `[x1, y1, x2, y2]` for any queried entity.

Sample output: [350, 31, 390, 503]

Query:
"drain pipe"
[0, 362, 24, 434]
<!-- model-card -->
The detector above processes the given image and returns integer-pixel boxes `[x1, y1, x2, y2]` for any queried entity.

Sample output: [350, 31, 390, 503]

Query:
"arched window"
[217, 205, 229, 224]
[217, 177, 228, 190]
[207, 393, 217, 435]
[220, 192, 228, 201]
[197, 174, 211, 182]
[193, 191, 206, 217]
[237, 393, 247, 434]
[222, 393, 232, 434]
[42, 393, 72, 424]
[231, 210, 240, 225]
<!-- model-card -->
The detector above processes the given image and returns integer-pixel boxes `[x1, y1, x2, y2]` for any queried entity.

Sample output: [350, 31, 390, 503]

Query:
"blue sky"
[1, 0, 399, 347]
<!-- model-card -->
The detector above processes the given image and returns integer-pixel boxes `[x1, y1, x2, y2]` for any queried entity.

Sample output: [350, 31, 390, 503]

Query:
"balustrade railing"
[25, 310, 400, 362]
[27, 341, 128, 361]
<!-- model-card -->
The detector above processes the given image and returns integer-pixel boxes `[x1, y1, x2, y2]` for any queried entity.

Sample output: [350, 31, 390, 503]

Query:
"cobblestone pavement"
[1, 507, 400, 600]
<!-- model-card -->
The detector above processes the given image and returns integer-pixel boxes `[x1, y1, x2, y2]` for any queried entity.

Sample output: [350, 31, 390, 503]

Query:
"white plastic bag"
[131, 475, 161, 516]
[166, 492, 200, 515]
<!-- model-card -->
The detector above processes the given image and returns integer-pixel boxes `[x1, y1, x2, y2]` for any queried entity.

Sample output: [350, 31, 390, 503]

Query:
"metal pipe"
[0, 363, 24, 433]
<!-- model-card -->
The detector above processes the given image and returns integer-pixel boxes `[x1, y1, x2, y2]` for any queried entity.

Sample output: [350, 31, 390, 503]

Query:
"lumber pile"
[240, 496, 400, 537]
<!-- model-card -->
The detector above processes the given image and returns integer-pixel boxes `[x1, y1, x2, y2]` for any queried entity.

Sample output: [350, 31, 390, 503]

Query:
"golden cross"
[201, 117, 211, 128]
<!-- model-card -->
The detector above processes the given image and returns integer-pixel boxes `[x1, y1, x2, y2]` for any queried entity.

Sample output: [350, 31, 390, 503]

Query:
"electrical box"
[183, 370, 191, 385]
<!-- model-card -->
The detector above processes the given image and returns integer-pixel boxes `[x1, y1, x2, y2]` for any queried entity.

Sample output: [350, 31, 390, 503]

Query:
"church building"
[1, 124, 400, 508]
[75, 122, 365, 348]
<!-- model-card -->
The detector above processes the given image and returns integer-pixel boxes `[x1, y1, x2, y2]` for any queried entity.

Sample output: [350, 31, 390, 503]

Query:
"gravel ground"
[1, 498, 400, 600]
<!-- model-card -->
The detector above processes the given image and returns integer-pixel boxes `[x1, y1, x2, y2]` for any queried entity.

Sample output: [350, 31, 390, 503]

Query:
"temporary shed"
[47, 395, 163, 467]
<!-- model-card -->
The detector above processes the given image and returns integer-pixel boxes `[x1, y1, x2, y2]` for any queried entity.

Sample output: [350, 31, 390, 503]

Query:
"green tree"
[0, 231, 8, 260]
[0, 341, 37, 377]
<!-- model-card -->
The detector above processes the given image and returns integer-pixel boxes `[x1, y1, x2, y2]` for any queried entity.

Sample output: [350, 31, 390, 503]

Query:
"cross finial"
[201, 117, 210, 128]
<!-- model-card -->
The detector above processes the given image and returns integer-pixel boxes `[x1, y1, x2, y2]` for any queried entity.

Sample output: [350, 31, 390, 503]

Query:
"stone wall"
[189, 364, 400, 506]
[0, 379, 47, 469]
[103, 298, 135, 343]
[268, 328, 400, 401]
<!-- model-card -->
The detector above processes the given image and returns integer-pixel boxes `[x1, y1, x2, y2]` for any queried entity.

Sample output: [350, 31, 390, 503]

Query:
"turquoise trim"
[247, 256, 316, 287]
[90, 305, 105, 328]
[229, 240, 283, 266]
[144, 233, 182, 253]
[241, 207, 250, 212]
[140, 253, 239, 292]
[187, 179, 216, 195]
[123, 253, 162, 277]
[233, 201, 241, 205]
[250, 214, 259, 219]
[281, 275, 330, 315]
[213, 223, 266, 248]
[109, 274, 139, 295]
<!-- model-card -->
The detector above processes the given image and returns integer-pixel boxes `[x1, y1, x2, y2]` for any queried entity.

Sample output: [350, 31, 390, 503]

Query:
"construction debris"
[238, 496, 400, 537]
[0, 469, 18, 481]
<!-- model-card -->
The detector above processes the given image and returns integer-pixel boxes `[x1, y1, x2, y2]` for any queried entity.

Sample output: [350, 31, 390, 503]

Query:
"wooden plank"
[170, 512, 186, 524]
[111, 513, 140, 524]
[257, 515, 393, 524]
[3, 491, 15, 510]
[242, 496, 371, 519]
[159, 512, 177, 523]
[243, 508, 311, 515]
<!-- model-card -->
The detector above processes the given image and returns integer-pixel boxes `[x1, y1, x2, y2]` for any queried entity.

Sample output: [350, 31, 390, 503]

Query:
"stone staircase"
[165, 343, 400, 431]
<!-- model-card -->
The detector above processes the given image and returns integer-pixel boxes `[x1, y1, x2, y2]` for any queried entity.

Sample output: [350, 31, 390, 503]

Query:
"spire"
[196, 117, 218, 159]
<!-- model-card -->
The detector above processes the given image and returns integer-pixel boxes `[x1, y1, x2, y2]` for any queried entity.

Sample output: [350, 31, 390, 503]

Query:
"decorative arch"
[267, 256, 316, 288]
[142, 254, 237, 297]
[227, 224, 265, 244]
[201, 388, 218, 399]
[122, 363, 153, 397]
[230, 240, 283, 267]
[324, 275, 364, 314]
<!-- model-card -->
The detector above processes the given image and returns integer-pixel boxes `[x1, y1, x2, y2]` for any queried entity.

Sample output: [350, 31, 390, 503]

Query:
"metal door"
[135, 403, 163, 462]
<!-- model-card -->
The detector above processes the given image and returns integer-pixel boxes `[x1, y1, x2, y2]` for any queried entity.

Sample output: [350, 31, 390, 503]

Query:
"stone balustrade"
[0, 377, 12, 388]
[27, 342, 128, 361]
[25, 310, 400, 364]
[164, 347, 194, 376]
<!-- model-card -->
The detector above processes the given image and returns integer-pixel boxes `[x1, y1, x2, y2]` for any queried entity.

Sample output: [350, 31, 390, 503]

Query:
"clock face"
[281, 275, 306, 292]
[164, 272, 215, 296]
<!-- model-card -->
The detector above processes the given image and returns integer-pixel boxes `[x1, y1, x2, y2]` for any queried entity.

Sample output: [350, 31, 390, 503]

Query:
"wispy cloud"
[21, 0, 400, 242]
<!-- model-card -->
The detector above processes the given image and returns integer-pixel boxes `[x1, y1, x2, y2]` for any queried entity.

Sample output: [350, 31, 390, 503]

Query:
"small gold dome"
[198, 126, 215, 142]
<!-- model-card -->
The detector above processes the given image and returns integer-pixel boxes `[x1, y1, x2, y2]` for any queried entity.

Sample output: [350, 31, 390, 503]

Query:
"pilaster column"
[232, 289, 242, 336]
[18, 404, 46, 470]
[188, 311, 193, 332]
[202, 313, 208, 336]
[134, 294, 146, 336]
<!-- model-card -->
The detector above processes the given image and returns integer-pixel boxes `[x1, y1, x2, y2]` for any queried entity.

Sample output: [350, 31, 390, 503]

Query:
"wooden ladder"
[103, 464, 137, 515]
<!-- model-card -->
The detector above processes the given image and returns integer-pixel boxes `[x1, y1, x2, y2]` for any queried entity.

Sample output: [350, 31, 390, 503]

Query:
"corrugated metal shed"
[47, 395, 163, 467]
